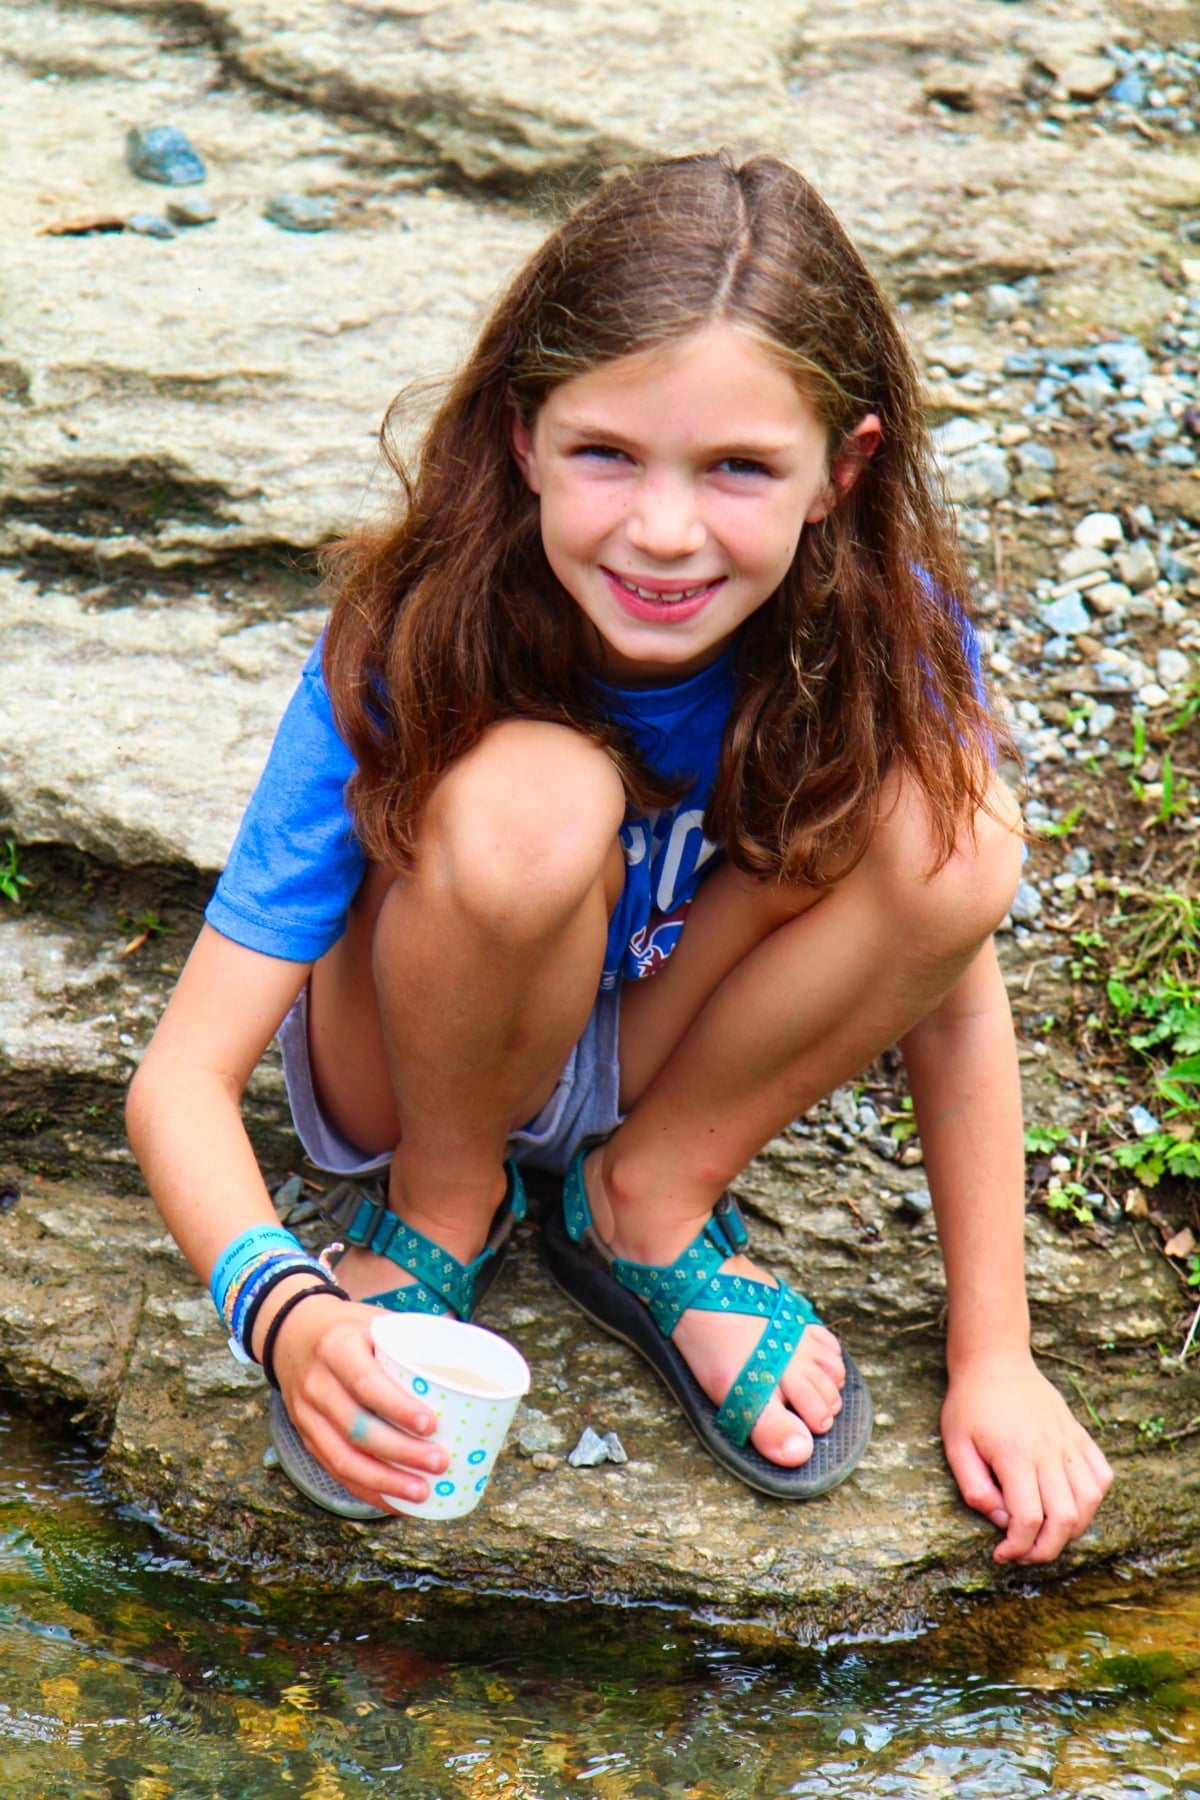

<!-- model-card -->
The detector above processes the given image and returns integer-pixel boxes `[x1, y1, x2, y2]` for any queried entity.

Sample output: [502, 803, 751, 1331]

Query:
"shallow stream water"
[2, 1405, 1198, 1799]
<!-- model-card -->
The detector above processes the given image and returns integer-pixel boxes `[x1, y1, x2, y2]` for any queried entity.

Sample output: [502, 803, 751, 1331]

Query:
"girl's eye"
[575, 444, 629, 463]
[717, 457, 771, 477]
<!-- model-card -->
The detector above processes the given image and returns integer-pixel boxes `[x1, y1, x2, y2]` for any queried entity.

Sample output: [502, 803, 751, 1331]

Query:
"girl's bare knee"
[418, 721, 626, 936]
[871, 776, 1023, 960]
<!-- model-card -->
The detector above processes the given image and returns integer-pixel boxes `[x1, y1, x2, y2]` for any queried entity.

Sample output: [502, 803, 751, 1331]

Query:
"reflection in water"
[1, 1406, 1199, 1798]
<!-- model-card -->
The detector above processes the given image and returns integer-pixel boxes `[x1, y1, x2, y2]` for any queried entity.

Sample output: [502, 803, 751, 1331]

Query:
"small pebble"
[1041, 592, 1092, 636]
[1009, 879, 1043, 923]
[265, 194, 336, 233]
[1074, 512, 1124, 549]
[899, 1186, 933, 1217]
[531, 1452, 561, 1472]
[568, 1426, 627, 1467]
[126, 124, 206, 186]
[1157, 647, 1192, 688]
[166, 194, 217, 227]
[983, 284, 1023, 322]
[1128, 1105, 1161, 1139]
[126, 212, 177, 240]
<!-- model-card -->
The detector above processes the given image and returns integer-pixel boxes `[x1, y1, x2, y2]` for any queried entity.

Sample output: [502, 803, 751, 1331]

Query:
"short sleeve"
[205, 641, 366, 962]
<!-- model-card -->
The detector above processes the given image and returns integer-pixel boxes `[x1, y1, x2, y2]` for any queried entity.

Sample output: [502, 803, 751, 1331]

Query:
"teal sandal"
[268, 1160, 526, 1519]
[542, 1150, 872, 1498]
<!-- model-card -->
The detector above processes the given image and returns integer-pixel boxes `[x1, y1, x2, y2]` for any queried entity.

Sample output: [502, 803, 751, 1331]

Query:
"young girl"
[127, 151, 1112, 1561]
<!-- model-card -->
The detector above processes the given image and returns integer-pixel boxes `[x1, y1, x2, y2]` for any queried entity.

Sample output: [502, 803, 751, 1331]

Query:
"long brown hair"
[323, 151, 1004, 882]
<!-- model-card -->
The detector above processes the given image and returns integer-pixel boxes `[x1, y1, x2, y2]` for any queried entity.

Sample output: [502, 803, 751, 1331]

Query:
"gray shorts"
[277, 981, 624, 1180]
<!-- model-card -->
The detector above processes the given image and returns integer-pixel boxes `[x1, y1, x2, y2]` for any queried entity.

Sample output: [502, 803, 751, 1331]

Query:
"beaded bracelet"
[261, 1282, 349, 1393]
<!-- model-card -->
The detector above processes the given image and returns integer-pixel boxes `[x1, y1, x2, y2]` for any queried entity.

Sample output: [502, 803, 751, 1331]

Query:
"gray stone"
[1087, 581, 1133, 616]
[1064, 846, 1091, 877]
[1096, 340, 1152, 388]
[931, 417, 996, 458]
[569, 1426, 624, 1468]
[1008, 879, 1043, 923]
[516, 1410, 567, 1457]
[1128, 1105, 1161, 1139]
[1113, 540, 1160, 592]
[1059, 56, 1118, 101]
[1070, 370, 1115, 410]
[166, 194, 217, 227]
[125, 123, 206, 186]
[0, 574, 325, 869]
[942, 447, 1010, 506]
[264, 193, 337, 233]
[1074, 512, 1125, 549]
[928, 341, 981, 377]
[1040, 591, 1092, 636]
[1087, 703, 1117, 738]
[983, 283, 1023, 321]
[126, 211, 177, 239]
[1157, 647, 1193, 688]
[1057, 546, 1109, 580]
[1016, 439, 1058, 472]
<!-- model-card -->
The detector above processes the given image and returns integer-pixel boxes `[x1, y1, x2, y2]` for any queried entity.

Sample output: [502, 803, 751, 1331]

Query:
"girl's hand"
[940, 1348, 1113, 1565]
[265, 1292, 450, 1511]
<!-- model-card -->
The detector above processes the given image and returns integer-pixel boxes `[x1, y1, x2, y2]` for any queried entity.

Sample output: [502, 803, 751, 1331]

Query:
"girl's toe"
[750, 1398, 815, 1467]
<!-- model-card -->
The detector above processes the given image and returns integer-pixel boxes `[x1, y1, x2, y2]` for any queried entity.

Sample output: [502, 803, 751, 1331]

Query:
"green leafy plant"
[1040, 803, 1084, 841]
[1045, 1179, 1095, 1225]
[1024, 1124, 1069, 1155]
[0, 840, 30, 904]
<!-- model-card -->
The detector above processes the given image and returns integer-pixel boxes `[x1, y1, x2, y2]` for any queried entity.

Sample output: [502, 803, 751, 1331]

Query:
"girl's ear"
[510, 409, 542, 494]
[805, 412, 882, 522]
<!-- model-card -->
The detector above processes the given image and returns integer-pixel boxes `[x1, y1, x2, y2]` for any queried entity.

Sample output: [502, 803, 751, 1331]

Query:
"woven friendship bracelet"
[210, 1225, 303, 1319]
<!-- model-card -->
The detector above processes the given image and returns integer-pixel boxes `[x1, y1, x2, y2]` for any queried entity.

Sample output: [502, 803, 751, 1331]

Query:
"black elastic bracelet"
[239, 1258, 325, 1362]
[261, 1280, 350, 1393]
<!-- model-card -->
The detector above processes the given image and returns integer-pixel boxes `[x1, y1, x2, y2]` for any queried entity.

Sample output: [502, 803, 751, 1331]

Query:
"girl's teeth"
[626, 579, 709, 601]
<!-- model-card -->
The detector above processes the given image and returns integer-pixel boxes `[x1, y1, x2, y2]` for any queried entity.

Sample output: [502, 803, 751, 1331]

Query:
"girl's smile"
[511, 323, 866, 685]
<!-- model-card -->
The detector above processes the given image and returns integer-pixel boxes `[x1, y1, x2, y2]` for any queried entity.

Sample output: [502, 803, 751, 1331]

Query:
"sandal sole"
[542, 1192, 873, 1499]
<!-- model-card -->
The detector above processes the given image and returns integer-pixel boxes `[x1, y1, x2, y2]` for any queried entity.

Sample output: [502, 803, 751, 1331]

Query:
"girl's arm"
[900, 937, 1113, 1564]
[126, 924, 447, 1509]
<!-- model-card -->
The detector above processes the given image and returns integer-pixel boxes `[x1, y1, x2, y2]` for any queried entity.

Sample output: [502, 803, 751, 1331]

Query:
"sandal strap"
[562, 1150, 822, 1444]
[715, 1281, 822, 1446]
[343, 1161, 526, 1319]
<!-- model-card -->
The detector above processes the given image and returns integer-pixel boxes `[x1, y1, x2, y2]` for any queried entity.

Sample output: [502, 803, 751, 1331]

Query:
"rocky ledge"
[4, 0, 1200, 1642]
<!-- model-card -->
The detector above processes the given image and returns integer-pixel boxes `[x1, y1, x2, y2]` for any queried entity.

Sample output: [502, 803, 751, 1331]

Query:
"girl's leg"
[307, 720, 627, 1298]
[592, 772, 1023, 1465]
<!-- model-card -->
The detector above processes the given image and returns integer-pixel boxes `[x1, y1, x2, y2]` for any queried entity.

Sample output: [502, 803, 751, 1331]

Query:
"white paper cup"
[370, 1314, 531, 1519]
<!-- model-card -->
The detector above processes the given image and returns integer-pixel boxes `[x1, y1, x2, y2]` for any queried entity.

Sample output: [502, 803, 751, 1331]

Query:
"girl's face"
[511, 323, 878, 685]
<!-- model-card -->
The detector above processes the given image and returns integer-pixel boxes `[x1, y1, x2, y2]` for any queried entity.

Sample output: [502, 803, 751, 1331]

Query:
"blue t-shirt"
[206, 614, 985, 979]
[205, 640, 735, 984]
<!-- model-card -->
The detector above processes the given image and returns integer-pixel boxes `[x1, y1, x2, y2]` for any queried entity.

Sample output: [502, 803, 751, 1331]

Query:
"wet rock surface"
[3, 0, 1200, 1639]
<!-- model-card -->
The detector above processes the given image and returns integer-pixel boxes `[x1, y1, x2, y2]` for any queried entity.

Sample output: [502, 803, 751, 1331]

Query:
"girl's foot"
[581, 1148, 846, 1467]
[329, 1165, 512, 1309]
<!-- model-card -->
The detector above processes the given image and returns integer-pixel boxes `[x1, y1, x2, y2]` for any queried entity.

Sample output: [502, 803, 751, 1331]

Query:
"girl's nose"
[624, 475, 706, 561]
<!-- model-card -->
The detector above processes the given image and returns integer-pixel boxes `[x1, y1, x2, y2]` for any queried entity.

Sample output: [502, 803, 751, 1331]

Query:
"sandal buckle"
[712, 1194, 750, 1256]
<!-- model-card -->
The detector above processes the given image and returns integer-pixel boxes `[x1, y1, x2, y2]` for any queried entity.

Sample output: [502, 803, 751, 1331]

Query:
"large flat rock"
[3, 0, 1198, 577]
[0, 574, 323, 867]
[0, 1, 542, 569]
[1, 1155, 1195, 1645]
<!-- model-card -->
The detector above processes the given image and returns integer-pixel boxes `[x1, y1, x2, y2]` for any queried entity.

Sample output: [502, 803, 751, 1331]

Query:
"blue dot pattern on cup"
[394, 1380, 514, 1518]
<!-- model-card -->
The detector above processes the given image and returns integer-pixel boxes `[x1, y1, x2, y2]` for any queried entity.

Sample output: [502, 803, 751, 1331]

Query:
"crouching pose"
[128, 151, 1112, 1561]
